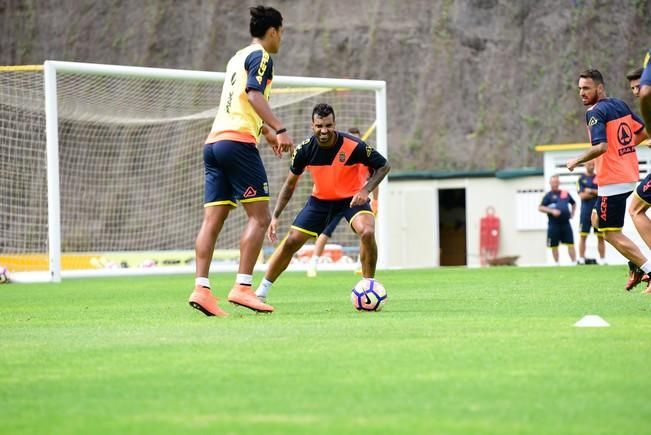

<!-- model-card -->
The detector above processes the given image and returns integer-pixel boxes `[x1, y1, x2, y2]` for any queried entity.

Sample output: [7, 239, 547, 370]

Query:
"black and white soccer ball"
[351, 278, 387, 311]
[0, 267, 10, 284]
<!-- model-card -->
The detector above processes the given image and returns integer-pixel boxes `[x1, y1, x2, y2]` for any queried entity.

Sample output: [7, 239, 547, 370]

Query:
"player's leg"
[578, 210, 590, 263]
[309, 217, 339, 277]
[578, 234, 587, 264]
[348, 207, 377, 278]
[267, 229, 314, 281]
[238, 200, 272, 275]
[220, 141, 274, 312]
[547, 225, 560, 265]
[195, 205, 232, 278]
[256, 198, 328, 301]
[598, 193, 651, 290]
[189, 142, 237, 317]
[629, 182, 651, 249]
[561, 223, 576, 263]
[596, 231, 606, 264]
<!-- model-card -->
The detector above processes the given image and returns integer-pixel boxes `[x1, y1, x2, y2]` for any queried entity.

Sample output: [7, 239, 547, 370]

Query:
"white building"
[385, 143, 651, 268]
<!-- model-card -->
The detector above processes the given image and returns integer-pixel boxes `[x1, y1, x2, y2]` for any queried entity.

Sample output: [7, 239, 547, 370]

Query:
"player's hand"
[267, 217, 280, 243]
[350, 189, 370, 207]
[276, 131, 294, 155]
[551, 209, 561, 217]
[566, 159, 578, 171]
[262, 128, 282, 158]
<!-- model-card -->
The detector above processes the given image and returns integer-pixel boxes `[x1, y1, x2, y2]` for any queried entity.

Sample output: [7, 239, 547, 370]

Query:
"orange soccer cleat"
[625, 261, 649, 291]
[228, 284, 274, 313]
[188, 286, 229, 317]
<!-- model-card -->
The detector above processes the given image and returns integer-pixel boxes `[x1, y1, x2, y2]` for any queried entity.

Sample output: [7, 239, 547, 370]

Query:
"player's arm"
[566, 142, 607, 171]
[538, 196, 559, 217]
[268, 172, 301, 243]
[351, 164, 390, 207]
[248, 91, 293, 154]
[570, 196, 577, 218]
[244, 50, 293, 154]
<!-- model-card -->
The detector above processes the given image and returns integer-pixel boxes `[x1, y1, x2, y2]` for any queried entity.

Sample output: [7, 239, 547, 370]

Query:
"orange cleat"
[188, 286, 229, 317]
[625, 262, 647, 291]
[228, 284, 274, 313]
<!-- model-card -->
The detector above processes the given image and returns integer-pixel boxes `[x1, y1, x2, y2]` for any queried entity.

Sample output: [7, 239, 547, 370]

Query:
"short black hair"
[249, 6, 283, 38]
[579, 69, 605, 85]
[626, 67, 644, 81]
[312, 103, 335, 121]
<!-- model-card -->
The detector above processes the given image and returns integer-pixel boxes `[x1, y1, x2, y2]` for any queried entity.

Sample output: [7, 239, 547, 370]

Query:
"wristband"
[276, 128, 287, 134]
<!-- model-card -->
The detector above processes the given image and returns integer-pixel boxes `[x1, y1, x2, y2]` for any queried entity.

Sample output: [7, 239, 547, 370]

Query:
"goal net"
[0, 61, 387, 282]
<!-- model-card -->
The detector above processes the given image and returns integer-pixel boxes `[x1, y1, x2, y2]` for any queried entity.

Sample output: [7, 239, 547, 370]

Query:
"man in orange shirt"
[255, 103, 390, 302]
[566, 69, 649, 291]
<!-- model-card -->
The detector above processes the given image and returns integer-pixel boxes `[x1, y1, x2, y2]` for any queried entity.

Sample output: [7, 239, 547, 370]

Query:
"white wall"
[386, 175, 548, 269]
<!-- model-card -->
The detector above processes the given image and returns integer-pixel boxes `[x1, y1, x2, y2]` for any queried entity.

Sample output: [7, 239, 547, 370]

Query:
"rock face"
[1, 0, 649, 170]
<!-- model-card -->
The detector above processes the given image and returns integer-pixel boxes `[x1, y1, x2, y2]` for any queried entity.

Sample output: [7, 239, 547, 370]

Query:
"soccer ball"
[351, 278, 387, 311]
[0, 267, 10, 284]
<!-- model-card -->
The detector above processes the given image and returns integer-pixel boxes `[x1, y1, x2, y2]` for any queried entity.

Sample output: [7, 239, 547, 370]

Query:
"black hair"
[312, 103, 335, 121]
[626, 67, 644, 81]
[579, 69, 605, 85]
[249, 6, 283, 38]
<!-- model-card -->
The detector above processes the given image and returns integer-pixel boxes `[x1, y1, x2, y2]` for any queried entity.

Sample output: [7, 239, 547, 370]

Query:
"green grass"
[1, 266, 651, 434]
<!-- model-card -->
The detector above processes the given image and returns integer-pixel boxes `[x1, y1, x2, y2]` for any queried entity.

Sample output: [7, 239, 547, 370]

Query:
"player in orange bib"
[255, 103, 390, 302]
[566, 69, 649, 291]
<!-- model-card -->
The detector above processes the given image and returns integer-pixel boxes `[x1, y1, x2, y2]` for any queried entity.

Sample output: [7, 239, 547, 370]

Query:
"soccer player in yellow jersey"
[188, 6, 293, 317]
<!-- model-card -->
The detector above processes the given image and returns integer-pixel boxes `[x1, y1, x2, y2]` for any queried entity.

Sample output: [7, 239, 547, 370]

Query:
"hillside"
[2, 0, 649, 171]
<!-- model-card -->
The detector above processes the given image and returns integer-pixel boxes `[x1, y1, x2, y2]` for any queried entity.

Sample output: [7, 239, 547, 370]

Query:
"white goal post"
[1, 61, 388, 282]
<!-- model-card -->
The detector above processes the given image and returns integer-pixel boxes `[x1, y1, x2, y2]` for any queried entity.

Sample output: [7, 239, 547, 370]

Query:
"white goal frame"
[42, 60, 388, 282]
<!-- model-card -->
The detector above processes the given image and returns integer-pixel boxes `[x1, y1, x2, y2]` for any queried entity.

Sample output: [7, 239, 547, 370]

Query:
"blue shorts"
[641, 52, 651, 86]
[579, 201, 599, 235]
[321, 214, 344, 237]
[635, 173, 651, 206]
[596, 191, 631, 231]
[203, 140, 269, 207]
[547, 222, 574, 248]
[292, 196, 373, 238]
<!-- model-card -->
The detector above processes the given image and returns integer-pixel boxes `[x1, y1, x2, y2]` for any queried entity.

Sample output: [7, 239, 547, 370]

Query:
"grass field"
[1, 266, 651, 434]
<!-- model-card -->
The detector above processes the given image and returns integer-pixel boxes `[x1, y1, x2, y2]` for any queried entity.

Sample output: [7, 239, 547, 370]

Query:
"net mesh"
[0, 65, 378, 275]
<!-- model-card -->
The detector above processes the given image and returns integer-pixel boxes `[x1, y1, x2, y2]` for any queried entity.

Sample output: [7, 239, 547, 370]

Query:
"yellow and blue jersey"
[206, 43, 274, 145]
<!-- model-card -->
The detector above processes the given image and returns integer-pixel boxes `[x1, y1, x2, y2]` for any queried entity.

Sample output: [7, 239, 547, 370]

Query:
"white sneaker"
[307, 265, 317, 278]
[577, 258, 586, 265]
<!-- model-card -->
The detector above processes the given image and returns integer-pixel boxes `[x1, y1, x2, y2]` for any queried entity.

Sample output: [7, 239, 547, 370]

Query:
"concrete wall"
[386, 175, 547, 269]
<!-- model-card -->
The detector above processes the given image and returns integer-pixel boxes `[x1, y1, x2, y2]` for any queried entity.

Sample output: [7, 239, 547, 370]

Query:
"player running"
[566, 69, 649, 291]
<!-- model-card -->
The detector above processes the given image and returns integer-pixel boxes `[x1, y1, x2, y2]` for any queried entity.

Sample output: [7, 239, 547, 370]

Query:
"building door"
[438, 188, 467, 266]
